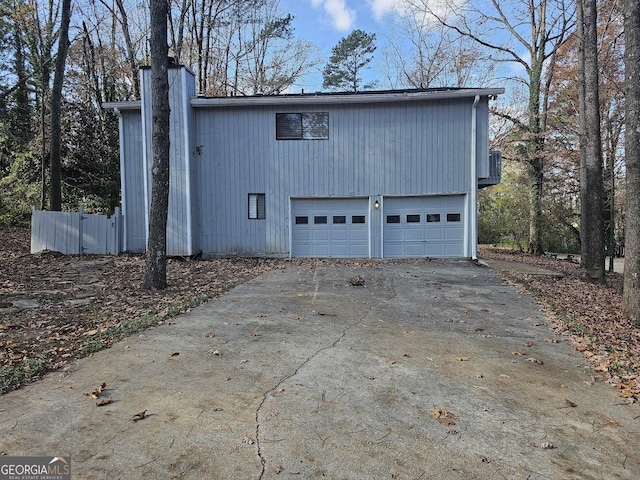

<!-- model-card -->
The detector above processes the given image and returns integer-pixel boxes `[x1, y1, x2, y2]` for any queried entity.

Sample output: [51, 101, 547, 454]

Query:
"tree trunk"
[527, 62, 544, 255]
[623, 0, 640, 322]
[142, 0, 171, 290]
[578, 0, 605, 283]
[48, 0, 72, 212]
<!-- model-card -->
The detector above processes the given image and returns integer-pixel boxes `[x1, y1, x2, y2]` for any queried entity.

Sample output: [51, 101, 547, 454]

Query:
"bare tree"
[577, 0, 604, 282]
[143, 0, 170, 290]
[411, 0, 575, 254]
[623, 0, 640, 322]
[382, 10, 495, 89]
[238, 4, 319, 94]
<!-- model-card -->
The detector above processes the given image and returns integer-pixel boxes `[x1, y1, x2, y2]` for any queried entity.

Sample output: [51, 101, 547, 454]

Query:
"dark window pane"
[295, 216, 308, 224]
[352, 215, 366, 224]
[333, 215, 346, 224]
[426, 214, 440, 223]
[276, 113, 302, 139]
[386, 215, 401, 224]
[447, 213, 461, 222]
[407, 214, 420, 223]
[314, 216, 328, 224]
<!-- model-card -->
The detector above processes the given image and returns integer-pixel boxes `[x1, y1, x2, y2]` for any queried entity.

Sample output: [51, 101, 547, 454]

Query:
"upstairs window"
[248, 193, 266, 220]
[276, 112, 329, 140]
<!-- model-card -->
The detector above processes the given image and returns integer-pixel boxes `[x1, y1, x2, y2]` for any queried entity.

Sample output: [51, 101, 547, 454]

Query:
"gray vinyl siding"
[475, 98, 490, 179]
[108, 66, 500, 258]
[141, 67, 198, 256]
[120, 110, 146, 253]
[194, 98, 476, 256]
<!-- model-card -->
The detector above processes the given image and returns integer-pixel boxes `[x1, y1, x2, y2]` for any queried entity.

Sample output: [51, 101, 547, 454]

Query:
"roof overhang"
[189, 88, 505, 108]
[103, 88, 505, 111]
[102, 101, 142, 111]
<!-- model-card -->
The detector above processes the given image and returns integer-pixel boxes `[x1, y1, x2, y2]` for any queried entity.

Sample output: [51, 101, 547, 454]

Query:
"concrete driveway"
[1, 260, 639, 479]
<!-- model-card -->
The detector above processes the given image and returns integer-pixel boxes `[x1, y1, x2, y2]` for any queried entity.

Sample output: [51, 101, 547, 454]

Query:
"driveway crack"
[254, 329, 347, 479]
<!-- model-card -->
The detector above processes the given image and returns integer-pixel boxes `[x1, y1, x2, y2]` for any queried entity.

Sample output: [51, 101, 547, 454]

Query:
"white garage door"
[291, 198, 369, 258]
[383, 196, 465, 258]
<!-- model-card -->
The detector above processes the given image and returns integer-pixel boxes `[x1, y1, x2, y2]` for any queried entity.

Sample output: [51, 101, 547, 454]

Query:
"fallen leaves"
[456, 356, 471, 362]
[527, 357, 544, 365]
[84, 382, 112, 406]
[84, 382, 107, 399]
[430, 408, 458, 426]
[131, 410, 148, 421]
[96, 397, 112, 407]
[481, 247, 640, 403]
[0, 228, 284, 394]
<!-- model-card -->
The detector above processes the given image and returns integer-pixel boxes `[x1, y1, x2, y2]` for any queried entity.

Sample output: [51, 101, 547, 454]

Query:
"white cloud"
[368, 0, 464, 24]
[368, 0, 407, 20]
[311, 0, 357, 31]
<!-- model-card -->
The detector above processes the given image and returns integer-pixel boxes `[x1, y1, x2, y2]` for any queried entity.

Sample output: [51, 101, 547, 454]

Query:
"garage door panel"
[425, 228, 444, 241]
[405, 229, 423, 242]
[425, 244, 445, 256]
[445, 227, 464, 240]
[292, 198, 369, 258]
[312, 229, 330, 241]
[383, 196, 465, 258]
[330, 230, 348, 241]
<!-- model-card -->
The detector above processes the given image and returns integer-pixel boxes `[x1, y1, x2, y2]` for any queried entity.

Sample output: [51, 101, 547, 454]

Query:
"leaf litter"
[481, 247, 640, 403]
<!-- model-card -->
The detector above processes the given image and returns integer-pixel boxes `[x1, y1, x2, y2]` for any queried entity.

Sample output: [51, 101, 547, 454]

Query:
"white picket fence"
[30, 207, 123, 255]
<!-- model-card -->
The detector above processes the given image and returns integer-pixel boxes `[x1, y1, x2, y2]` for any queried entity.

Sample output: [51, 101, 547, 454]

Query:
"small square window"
[386, 215, 401, 224]
[352, 215, 366, 224]
[447, 213, 461, 222]
[333, 215, 346, 224]
[314, 216, 328, 224]
[426, 214, 441, 223]
[248, 193, 265, 219]
[407, 214, 421, 223]
[295, 216, 308, 224]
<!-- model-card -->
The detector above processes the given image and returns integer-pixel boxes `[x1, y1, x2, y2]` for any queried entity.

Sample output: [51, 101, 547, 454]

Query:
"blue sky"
[287, 0, 402, 91]
[283, 0, 525, 96]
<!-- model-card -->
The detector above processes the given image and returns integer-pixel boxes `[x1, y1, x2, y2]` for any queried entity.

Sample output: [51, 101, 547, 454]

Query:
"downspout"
[470, 95, 480, 260]
[114, 107, 128, 252]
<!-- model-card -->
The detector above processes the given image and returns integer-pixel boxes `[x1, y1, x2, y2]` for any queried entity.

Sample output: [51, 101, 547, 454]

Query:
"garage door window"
[446, 213, 461, 222]
[407, 214, 421, 223]
[386, 215, 400, 224]
[333, 215, 346, 224]
[427, 214, 441, 223]
[352, 215, 366, 224]
[295, 216, 308, 224]
[314, 216, 328, 224]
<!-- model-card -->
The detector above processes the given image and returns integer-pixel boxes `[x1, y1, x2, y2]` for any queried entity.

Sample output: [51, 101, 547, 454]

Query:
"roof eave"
[102, 101, 141, 111]
[190, 88, 505, 108]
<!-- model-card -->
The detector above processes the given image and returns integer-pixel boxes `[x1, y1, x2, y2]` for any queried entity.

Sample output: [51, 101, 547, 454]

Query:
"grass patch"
[0, 357, 48, 395]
